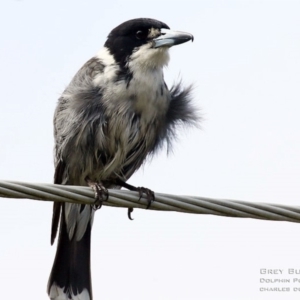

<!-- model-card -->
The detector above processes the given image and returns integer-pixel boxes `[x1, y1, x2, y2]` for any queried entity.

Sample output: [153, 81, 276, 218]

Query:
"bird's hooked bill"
[153, 29, 194, 48]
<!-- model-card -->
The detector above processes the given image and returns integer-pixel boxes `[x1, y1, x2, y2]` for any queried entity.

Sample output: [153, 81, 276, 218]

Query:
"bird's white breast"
[90, 47, 170, 179]
[94, 47, 170, 122]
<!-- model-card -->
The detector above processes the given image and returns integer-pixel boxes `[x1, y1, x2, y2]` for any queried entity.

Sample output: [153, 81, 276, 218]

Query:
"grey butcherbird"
[48, 18, 198, 300]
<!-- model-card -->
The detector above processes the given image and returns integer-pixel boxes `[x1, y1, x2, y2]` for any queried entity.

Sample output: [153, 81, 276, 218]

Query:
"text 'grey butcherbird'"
[48, 18, 199, 300]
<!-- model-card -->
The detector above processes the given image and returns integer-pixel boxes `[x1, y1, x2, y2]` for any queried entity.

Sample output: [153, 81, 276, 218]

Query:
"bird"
[48, 18, 198, 300]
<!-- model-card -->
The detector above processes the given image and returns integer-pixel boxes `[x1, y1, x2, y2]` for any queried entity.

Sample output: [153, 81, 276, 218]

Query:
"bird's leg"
[85, 177, 109, 210]
[115, 179, 155, 220]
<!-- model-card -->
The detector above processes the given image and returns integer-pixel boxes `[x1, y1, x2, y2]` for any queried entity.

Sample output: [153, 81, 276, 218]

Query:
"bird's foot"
[114, 179, 155, 220]
[86, 178, 108, 210]
[136, 187, 155, 209]
[127, 187, 154, 219]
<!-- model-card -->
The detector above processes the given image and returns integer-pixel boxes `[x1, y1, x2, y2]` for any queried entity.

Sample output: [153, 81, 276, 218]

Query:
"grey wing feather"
[51, 57, 106, 244]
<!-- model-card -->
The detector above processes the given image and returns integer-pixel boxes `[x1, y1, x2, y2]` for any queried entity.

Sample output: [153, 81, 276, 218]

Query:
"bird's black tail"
[47, 205, 92, 300]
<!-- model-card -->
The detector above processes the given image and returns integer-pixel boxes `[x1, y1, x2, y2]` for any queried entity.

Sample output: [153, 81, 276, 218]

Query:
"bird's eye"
[136, 30, 147, 40]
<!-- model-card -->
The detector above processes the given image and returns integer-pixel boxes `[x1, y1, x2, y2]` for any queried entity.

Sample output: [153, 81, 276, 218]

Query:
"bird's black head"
[104, 18, 193, 69]
[104, 18, 169, 67]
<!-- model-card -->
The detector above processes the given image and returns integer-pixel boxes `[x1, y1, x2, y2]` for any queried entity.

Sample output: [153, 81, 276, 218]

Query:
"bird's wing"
[51, 57, 106, 244]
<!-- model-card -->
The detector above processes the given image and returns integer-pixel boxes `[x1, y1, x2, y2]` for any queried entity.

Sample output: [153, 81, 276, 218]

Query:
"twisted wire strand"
[0, 180, 299, 223]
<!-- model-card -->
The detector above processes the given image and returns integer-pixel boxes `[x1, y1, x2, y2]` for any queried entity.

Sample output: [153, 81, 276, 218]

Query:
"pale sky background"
[0, 1, 300, 299]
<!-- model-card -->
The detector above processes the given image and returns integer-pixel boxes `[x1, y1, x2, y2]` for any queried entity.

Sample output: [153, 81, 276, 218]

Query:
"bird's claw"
[128, 207, 134, 220]
[126, 187, 154, 220]
[86, 179, 109, 210]
[137, 187, 155, 209]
